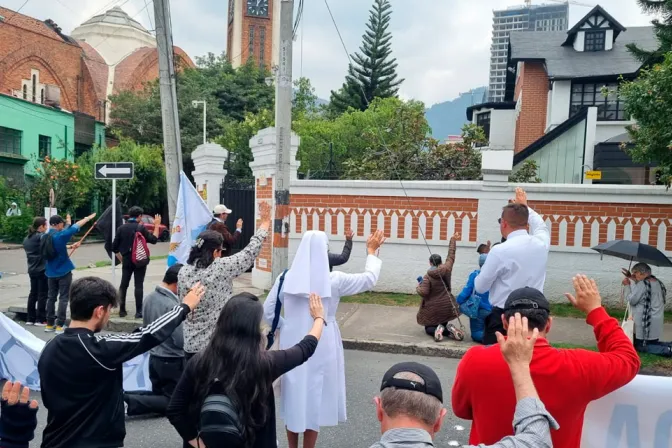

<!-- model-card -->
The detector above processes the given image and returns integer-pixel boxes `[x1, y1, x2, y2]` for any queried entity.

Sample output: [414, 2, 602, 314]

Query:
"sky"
[3, 0, 655, 106]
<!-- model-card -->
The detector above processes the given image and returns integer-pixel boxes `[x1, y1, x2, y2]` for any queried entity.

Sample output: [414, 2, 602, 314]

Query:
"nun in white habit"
[264, 229, 385, 448]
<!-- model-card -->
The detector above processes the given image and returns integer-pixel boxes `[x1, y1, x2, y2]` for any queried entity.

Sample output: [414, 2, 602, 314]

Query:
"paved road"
[21, 325, 471, 448]
[0, 242, 171, 277]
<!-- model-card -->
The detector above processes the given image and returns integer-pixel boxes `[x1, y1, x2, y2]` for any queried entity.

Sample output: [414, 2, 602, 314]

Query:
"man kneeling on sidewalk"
[124, 264, 185, 416]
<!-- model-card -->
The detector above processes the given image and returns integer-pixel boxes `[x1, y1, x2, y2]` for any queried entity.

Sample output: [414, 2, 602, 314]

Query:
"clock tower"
[227, 0, 280, 70]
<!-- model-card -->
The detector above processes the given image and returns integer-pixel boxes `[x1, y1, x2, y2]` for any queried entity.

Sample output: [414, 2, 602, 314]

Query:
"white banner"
[582, 374, 672, 447]
[0, 313, 150, 391]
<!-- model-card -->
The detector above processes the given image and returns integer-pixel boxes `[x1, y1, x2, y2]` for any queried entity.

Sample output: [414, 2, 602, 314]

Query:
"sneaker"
[119, 310, 127, 318]
[444, 323, 466, 341]
[134, 313, 142, 320]
[44, 325, 55, 333]
[35, 322, 47, 327]
[55, 326, 66, 335]
[25, 322, 35, 326]
[434, 324, 445, 342]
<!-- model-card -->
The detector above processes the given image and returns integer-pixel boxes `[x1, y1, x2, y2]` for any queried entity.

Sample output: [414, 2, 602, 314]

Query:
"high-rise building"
[488, 2, 569, 102]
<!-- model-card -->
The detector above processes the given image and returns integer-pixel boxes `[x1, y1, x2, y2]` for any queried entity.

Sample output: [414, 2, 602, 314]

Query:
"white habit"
[263, 231, 382, 433]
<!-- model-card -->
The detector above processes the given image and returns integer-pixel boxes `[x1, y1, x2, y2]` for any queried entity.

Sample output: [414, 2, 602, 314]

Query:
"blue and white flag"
[167, 171, 213, 267]
[0, 313, 151, 391]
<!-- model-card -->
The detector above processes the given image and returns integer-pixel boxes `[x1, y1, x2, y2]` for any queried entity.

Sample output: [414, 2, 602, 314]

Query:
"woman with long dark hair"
[178, 212, 270, 362]
[23, 217, 48, 326]
[167, 292, 326, 448]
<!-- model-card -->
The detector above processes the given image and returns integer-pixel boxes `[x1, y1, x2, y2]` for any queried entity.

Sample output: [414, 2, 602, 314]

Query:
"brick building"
[465, 6, 659, 186]
[0, 5, 194, 184]
[227, 0, 279, 69]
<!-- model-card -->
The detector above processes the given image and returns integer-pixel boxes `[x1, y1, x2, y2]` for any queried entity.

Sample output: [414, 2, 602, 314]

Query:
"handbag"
[459, 291, 480, 320]
[621, 301, 635, 344]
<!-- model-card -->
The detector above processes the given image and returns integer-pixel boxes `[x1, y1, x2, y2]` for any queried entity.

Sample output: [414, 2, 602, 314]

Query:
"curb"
[342, 338, 469, 360]
[0, 240, 103, 251]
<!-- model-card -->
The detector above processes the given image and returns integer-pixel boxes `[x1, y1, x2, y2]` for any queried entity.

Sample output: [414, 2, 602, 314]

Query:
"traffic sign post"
[95, 163, 135, 287]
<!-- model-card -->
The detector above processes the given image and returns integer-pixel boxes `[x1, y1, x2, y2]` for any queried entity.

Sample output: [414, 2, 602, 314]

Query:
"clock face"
[247, 0, 269, 17]
[229, 0, 235, 23]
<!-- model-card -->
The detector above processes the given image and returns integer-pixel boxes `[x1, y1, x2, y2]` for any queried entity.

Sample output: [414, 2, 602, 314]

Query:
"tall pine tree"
[329, 0, 404, 114]
[627, 0, 672, 64]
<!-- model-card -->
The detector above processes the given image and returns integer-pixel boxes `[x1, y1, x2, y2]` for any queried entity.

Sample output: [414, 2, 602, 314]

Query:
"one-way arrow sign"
[95, 162, 134, 180]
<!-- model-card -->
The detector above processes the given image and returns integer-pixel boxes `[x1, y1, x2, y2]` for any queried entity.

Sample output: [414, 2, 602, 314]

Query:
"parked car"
[122, 214, 170, 242]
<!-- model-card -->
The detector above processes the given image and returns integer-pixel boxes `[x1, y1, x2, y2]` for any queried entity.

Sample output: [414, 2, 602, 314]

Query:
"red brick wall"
[514, 62, 549, 153]
[256, 178, 273, 272]
[0, 18, 100, 118]
[530, 200, 672, 250]
[290, 195, 479, 243]
[240, 8, 274, 68]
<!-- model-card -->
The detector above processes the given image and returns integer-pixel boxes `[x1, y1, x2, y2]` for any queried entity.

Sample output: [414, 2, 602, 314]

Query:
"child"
[455, 253, 492, 343]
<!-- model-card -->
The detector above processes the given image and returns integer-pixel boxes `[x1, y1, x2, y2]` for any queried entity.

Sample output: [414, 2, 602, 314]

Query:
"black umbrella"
[592, 240, 672, 268]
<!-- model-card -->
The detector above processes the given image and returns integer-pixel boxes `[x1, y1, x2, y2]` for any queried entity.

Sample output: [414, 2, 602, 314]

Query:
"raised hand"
[366, 229, 386, 256]
[309, 293, 325, 321]
[154, 214, 162, 225]
[236, 219, 243, 230]
[452, 232, 461, 241]
[183, 282, 206, 311]
[513, 187, 528, 206]
[496, 313, 538, 368]
[345, 229, 354, 241]
[2, 381, 38, 409]
[564, 274, 602, 315]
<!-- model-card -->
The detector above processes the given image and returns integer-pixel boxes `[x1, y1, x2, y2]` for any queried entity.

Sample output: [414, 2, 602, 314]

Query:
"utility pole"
[154, 0, 183, 225]
[272, 0, 294, 283]
[192, 100, 207, 144]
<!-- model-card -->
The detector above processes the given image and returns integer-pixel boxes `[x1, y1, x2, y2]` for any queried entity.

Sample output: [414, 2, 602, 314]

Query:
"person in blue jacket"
[455, 253, 492, 343]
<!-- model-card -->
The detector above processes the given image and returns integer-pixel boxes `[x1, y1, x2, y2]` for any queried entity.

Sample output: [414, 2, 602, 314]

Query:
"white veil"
[282, 231, 332, 299]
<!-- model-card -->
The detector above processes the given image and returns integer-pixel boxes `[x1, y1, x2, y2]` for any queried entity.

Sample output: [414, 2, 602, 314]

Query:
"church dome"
[79, 6, 150, 35]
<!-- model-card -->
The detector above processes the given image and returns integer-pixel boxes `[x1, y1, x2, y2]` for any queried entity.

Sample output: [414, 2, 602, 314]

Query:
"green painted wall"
[0, 95, 75, 177]
[95, 122, 106, 149]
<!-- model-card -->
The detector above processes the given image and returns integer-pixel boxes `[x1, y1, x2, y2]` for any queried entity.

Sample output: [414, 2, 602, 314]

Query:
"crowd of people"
[7, 188, 663, 447]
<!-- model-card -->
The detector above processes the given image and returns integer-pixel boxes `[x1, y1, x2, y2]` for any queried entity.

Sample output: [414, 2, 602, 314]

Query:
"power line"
[322, 0, 466, 330]
[3, 0, 31, 24]
[144, 0, 154, 32]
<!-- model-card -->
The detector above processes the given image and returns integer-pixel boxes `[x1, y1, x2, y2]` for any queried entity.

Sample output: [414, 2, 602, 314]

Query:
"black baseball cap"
[380, 362, 443, 403]
[504, 287, 550, 312]
[49, 215, 64, 226]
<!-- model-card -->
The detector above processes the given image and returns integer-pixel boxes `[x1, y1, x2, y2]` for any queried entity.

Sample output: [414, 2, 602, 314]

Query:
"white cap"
[11, 202, 17, 206]
[213, 204, 232, 215]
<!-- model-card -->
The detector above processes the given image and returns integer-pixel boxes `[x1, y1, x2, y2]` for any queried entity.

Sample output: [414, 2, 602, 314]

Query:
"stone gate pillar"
[249, 127, 300, 289]
[478, 150, 514, 243]
[191, 142, 228, 213]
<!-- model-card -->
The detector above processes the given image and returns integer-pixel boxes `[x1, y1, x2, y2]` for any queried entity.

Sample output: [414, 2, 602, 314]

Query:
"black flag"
[96, 199, 123, 265]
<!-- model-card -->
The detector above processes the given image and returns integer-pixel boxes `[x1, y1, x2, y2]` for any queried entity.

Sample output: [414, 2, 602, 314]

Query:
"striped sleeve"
[93, 304, 189, 366]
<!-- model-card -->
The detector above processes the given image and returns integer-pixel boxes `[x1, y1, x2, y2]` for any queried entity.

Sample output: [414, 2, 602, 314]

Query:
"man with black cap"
[453, 276, 640, 448]
[372, 313, 558, 448]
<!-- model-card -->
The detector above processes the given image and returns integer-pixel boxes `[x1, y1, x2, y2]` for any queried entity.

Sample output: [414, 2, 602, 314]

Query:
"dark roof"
[603, 132, 632, 144]
[466, 101, 516, 121]
[509, 26, 656, 79]
[563, 5, 627, 46]
[514, 108, 588, 165]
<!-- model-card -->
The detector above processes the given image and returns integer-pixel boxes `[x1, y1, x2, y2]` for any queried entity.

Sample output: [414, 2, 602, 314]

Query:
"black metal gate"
[220, 177, 255, 258]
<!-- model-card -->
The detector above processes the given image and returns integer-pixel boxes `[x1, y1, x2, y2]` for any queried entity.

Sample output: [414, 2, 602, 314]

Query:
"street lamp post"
[192, 100, 207, 144]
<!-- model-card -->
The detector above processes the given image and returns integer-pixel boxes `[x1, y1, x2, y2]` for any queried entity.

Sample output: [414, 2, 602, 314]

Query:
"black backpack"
[40, 233, 57, 261]
[199, 385, 244, 448]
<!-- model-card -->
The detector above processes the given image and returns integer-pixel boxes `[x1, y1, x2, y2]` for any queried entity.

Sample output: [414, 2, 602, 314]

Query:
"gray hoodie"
[142, 286, 184, 358]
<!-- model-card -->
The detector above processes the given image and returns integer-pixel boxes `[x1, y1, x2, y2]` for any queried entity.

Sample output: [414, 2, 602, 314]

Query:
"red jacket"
[451, 307, 640, 448]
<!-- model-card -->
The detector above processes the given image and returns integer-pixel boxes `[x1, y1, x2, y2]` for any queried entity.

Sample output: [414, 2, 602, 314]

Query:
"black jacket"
[38, 304, 191, 448]
[111, 221, 158, 260]
[23, 232, 45, 275]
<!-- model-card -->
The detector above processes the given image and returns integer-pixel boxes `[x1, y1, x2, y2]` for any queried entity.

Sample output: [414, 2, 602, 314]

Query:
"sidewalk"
[3, 268, 671, 357]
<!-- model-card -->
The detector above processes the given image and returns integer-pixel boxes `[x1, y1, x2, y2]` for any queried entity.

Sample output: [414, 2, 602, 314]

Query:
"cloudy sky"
[4, 0, 654, 106]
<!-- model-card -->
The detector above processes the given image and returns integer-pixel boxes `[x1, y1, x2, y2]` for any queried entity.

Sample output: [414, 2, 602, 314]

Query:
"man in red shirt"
[452, 275, 640, 448]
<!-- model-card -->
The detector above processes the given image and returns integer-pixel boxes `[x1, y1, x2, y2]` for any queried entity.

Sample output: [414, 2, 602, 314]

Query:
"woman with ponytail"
[23, 217, 48, 326]
[178, 211, 270, 362]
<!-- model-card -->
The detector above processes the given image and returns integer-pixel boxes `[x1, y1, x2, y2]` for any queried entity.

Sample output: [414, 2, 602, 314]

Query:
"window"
[38, 135, 51, 159]
[0, 127, 22, 155]
[584, 30, 606, 52]
[259, 27, 266, 69]
[32, 74, 36, 102]
[248, 26, 255, 59]
[475, 112, 491, 147]
[570, 82, 627, 121]
[22, 84, 27, 100]
[40, 88, 44, 105]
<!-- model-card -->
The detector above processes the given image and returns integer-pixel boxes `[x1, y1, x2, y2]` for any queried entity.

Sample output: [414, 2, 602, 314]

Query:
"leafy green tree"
[29, 156, 93, 215]
[509, 160, 542, 184]
[78, 139, 167, 210]
[293, 77, 320, 118]
[627, 0, 672, 65]
[620, 54, 672, 186]
[329, 0, 404, 114]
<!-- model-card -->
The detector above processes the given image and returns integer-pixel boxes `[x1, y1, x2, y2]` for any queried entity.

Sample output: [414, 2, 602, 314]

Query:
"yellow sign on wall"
[585, 170, 602, 180]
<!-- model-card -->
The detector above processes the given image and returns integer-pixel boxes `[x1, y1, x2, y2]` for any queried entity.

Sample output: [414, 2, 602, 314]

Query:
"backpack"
[40, 233, 57, 261]
[206, 218, 218, 231]
[266, 269, 288, 350]
[131, 225, 150, 267]
[199, 381, 244, 448]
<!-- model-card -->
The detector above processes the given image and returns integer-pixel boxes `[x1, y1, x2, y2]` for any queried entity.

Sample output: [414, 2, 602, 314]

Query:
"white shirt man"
[475, 188, 550, 344]
[6, 202, 21, 217]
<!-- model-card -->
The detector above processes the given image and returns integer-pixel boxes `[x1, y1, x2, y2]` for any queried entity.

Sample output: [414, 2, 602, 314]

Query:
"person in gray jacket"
[123, 263, 185, 416]
[370, 314, 558, 448]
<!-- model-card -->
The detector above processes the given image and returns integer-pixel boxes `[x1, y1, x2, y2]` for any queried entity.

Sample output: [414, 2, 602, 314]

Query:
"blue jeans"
[470, 308, 491, 343]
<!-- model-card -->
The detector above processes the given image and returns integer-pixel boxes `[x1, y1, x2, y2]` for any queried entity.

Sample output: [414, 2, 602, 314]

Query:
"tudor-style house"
[466, 5, 659, 185]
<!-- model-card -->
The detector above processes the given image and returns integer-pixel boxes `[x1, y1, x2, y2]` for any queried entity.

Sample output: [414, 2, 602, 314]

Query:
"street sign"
[586, 170, 602, 180]
[95, 162, 134, 180]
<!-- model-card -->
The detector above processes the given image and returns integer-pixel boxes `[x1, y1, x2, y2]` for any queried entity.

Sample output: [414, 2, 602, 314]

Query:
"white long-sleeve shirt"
[474, 208, 550, 308]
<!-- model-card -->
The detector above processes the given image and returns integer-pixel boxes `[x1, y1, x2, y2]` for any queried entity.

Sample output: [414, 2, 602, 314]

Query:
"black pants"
[125, 356, 185, 416]
[635, 338, 672, 357]
[482, 307, 506, 346]
[119, 259, 147, 315]
[28, 272, 48, 323]
[425, 323, 449, 336]
[47, 272, 72, 327]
